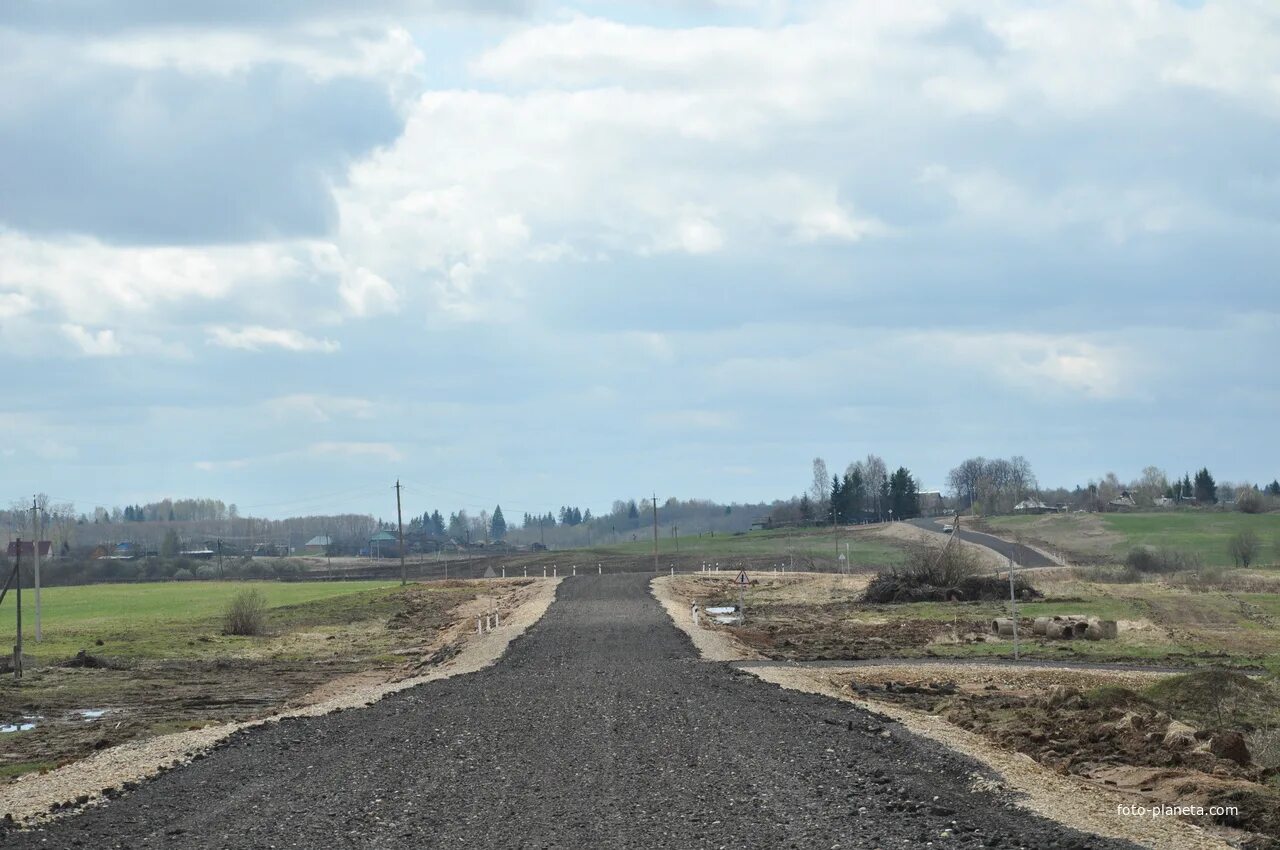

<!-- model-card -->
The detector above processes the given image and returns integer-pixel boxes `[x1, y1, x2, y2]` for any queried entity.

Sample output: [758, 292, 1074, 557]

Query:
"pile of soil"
[739, 611, 994, 660]
[851, 674, 1280, 847]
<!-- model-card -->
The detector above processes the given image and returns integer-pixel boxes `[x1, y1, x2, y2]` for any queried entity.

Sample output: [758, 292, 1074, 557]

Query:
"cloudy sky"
[1, 0, 1277, 520]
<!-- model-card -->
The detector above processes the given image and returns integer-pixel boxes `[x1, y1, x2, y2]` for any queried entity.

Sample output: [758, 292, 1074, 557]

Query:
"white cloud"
[207, 325, 340, 353]
[61, 324, 123, 357]
[83, 26, 424, 90]
[308, 441, 403, 462]
[923, 331, 1130, 399]
[269, 394, 376, 422]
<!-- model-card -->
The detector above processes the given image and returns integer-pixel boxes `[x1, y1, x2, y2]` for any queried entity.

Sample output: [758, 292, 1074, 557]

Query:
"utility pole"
[1008, 548, 1019, 661]
[30, 498, 41, 643]
[394, 480, 407, 586]
[539, 517, 545, 547]
[217, 539, 224, 579]
[13, 540, 22, 679]
[651, 492, 659, 573]
[673, 525, 678, 555]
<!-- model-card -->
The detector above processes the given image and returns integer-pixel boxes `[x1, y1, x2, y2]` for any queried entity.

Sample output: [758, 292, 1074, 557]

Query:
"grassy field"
[986, 511, 1280, 566]
[583, 526, 905, 570]
[0, 581, 402, 663]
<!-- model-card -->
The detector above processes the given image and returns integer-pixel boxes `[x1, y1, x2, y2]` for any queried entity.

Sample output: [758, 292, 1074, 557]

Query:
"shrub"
[1126, 545, 1199, 574]
[195, 564, 218, 580]
[223, 588, 268, 636]
[1085, 564, 1142, 584]
[172, 568, 194, 581]
[1228, 530, 1262, 568]
[1236, 489, 1265, 514]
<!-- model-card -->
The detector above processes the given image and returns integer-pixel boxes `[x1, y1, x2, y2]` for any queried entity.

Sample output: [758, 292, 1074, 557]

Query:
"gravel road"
[4, 575, 1138, 849]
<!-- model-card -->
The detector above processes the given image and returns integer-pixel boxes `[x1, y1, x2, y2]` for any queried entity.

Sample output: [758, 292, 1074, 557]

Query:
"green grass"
[583, 527, 905, 568]
[0, 581, 401, 662]
[989, 511, 1280, 567]
[0, 761, 57, 781]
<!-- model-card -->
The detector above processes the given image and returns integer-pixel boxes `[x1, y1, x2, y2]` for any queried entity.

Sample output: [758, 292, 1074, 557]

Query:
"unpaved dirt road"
[4, 575, 1137, 849]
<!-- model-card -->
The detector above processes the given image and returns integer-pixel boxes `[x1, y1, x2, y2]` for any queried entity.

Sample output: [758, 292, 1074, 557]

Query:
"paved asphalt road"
[6, 575, 1133, 849]
[907, 518, 1057, 568]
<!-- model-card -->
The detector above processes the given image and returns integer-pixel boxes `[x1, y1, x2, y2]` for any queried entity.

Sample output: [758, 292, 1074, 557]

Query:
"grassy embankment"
[985, 511, 1280, 567]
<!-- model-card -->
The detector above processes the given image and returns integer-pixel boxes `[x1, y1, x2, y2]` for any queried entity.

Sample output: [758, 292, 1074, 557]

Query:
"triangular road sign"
[735, 570, 749, 586]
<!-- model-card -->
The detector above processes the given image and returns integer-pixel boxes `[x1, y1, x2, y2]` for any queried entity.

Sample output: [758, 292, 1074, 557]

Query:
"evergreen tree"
[798, 494, 814, 524]
[1178, 473, 1193, 501]
[583, 508, 593, 523]
[1267, 481, 1280, 497]
[1193, 468, 1217, 504]
[431, 510, 446, 536]
[829, 474, 843, 525]
[491, 505, 507, 541]
[124, 505, 135, 522]
[888, 467, 920, 519]
[627, 500, 640, 524]
[571, 507, 582, 525]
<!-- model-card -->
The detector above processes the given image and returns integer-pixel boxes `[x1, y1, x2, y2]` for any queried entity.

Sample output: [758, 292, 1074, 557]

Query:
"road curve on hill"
[908, 518, 1058, 568]
[5, 575, 1131, 849]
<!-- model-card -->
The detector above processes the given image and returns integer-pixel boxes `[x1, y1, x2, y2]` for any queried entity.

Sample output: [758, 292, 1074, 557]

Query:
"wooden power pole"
[651, 492, 659, 573]
[395, 480, 406, 586]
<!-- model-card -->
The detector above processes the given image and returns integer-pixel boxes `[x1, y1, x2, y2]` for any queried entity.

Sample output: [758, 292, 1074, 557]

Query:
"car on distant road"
[942, 524, 954, 533]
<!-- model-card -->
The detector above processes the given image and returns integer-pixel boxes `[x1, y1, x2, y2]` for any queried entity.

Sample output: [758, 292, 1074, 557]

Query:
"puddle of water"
[78, 709, 108, 721]
[1, 716, 40, 733]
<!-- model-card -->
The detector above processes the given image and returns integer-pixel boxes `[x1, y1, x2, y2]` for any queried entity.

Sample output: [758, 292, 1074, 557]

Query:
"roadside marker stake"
[597, 564, 601, 575]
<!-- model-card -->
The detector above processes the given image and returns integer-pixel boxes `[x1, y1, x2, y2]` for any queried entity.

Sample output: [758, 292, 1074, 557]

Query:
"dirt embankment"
[0, 578, 561, 825]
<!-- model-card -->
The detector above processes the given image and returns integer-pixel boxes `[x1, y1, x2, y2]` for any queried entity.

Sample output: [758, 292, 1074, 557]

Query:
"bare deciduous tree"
[1228, 529, 1261, 568]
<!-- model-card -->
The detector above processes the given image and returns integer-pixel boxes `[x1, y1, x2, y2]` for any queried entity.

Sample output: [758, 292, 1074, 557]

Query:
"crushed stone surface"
[3, 574, 1150, 849]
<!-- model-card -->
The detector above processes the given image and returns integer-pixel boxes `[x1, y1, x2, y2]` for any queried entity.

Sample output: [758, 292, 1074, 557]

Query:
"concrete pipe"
[1085, 619, 1118, 640]
[1071, 620, 1089, 638]
[1045, 621, 1074, 640]
[1032, 617, 1053, 636]
[991, 618, 1016, 637]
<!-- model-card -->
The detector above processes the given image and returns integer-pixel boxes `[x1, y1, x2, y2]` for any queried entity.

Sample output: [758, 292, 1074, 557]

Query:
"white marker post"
[597, 564, 601, 575]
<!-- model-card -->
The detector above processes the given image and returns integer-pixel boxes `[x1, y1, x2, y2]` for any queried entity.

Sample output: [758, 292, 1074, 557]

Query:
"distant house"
[301, 535, 332, 556]
[1108, 490, 1137, 509]
[1013, 499, 1052, 514]
[107, 541, 139, 560]
[369, 530, 399, 558]
[1153, 496, 1175, 508]
[917, 491, 945, 516]
[5, 540, 54, 560]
